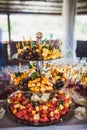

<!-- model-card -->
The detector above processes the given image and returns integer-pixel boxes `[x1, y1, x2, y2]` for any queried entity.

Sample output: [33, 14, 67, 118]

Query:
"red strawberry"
[22, 109, 27, 115]
[24, 114, 29, 120]
[48, 107, 54, 112]
[27, 107, 33, 112]
[42, 110, 48, 114]
[61, 110, 66, 115]
[15, 111, 24, 118]
[29, 117, 33, 122]
[65, 108, 70, 113]
[40, 117, 49, 122]
[54, 114, 60, 120]
[33, 119, 39, 123]
[51, 101, 57, 106]
[22, 99, 28, 105]
[26, 104, 32, 109]
[50, 117, 55, 121]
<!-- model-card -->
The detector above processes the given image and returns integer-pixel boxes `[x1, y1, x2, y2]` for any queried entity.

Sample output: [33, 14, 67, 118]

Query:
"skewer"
[29, 36, 32, 48]
[5, 68, 11, 76]
[19, 63, 22, 72]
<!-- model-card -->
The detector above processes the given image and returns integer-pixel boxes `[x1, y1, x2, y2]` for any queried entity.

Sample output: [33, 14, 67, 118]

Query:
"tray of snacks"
[6, 90, 75, 126]
[12, 32, 63, 61]
[10, 64, 67, 92]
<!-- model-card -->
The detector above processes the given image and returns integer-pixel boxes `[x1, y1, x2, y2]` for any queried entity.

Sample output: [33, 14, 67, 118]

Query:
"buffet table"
[0, 113, 87, 129]
[1, 125, 87, 130]
[0, 60, 87, 130]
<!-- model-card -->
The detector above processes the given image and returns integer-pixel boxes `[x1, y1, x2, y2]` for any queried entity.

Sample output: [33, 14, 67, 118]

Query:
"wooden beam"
[0, 10, 62, 15]
[0, 1, 63, 8]
[0, 4, 62, 9]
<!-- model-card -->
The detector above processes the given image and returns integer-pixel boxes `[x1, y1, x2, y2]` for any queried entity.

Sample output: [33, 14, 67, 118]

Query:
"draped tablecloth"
[0, 113, 87, 129]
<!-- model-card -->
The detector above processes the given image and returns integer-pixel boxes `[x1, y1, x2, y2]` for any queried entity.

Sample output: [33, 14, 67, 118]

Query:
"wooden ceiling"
[0, 0, 87, 15]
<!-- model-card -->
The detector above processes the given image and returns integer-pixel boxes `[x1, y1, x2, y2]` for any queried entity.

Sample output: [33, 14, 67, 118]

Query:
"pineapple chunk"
[58, 90, 64, 94]
[59, 104, 64, 110]
[54, 109, 59, 114]
[14, 104, 20, 108]
[12, 109, 17, 114]
[43, 105, 48, 110]
[35, 106, 39, 112]
[32, 110, 36, 115]
[64, 103, 69, 108]
[19, 105, 25, 110]
[50, 112, 54, 117]
[7, 98, 11, 104]
[65, 93, 70, 99]
[34, 114, 40, 120]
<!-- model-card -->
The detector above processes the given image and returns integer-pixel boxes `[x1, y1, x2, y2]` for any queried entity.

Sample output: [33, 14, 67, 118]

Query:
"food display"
[10, 61, 87, 95]
[7, 90, 72, 125]
[2, 33, 87, 126]
[15, 32, 62, 61]
[11, 64, 66, 92]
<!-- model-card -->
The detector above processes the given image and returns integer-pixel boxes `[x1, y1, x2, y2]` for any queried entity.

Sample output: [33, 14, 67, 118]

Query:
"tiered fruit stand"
[5, 33, 87, 126]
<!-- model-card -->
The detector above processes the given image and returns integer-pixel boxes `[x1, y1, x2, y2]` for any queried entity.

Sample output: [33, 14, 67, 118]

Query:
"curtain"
[62, 0, 77, 60]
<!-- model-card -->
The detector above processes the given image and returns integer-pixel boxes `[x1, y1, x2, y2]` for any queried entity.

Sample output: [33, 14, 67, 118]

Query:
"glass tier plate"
[12, 53, 64, 63]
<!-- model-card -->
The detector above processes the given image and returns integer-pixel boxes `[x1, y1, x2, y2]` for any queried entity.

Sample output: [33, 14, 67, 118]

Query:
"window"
[0, 15, 8, 42]
[10, 14, 63, 41]
[75, 15, 87, 41]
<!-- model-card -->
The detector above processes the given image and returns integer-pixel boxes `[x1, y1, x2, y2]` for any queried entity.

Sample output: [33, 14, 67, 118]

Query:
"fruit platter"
[6, 90, 74, 126]
[10, 63, 66, 92]
[1, 33, 87, 126]
[10, 61, 87, 96]
[1, 60, 87, 126]
[13, 32, 63, 61]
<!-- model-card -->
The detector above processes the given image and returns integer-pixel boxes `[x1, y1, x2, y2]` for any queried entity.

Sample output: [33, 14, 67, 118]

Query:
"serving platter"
[12, 53, 64, 62]
[5, 90, 75, 126]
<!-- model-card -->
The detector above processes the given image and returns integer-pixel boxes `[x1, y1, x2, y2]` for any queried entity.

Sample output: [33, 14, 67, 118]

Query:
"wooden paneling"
[0, 0, 87, 15]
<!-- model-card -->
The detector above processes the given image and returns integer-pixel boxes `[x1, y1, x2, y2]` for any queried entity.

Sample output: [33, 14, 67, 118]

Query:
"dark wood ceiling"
[0, 0, 87, 15]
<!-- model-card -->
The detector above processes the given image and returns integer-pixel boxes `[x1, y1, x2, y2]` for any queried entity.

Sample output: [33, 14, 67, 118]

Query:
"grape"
[54, 80, 64, 89]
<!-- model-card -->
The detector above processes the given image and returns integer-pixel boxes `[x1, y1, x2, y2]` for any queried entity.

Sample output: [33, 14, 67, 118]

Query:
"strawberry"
[65, 108, 70, 113]
[29, 117, 33, 122]
[15, 111, 24, 118]
[41, 113, 47, 118]
[61, 110, 66, 115]
[48, 107, 54, 112]
[33, 119, 39, 123]
[40, 117, 49, 122]
[27, 107, 33, 112]
[22, 99, 28, 105]
[51, 100, 57, 106]
[22, 109, 27, 115]
[54, 114, 60, 120]
[26, 104, 32, 109]
[42, 110, 48, 114]
[50, 117, 55, 121]
[24, 114, 29, 120]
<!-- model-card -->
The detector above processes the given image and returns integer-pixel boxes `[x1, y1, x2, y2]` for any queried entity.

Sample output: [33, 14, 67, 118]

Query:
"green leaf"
[32, 41, 35, 47]
[31, 72, 40, 80]
[59, 100, 64, 105]
[15, 72, 23, 77]
[50, 34, 53, 40]
[43, 38, 47, 42]
[49, 44, 53, 50]
[29, 64, 32, 69]
[57, 72, 63, 77]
